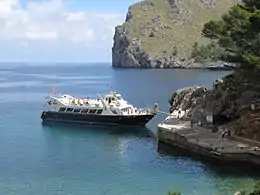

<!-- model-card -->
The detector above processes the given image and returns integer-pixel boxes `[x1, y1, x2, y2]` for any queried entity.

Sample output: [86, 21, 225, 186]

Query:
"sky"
[0, 0, 139, 63]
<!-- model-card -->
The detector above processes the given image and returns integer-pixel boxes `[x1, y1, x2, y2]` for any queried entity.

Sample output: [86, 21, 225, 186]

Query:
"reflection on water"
[157, 142, 260, 178]
[41, 122, 154, 138]
[41, 122, 156, 165]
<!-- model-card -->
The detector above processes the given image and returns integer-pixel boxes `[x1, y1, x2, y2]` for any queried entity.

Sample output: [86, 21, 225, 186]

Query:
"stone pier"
[157, 117, 260, 165]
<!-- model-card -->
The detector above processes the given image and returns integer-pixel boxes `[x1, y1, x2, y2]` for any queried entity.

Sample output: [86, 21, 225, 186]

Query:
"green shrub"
[201, 0, 260, 69]
[191, 41, 226, 63]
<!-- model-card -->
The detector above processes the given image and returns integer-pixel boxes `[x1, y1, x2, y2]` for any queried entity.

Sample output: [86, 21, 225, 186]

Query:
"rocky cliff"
[169, 70, 260, 141]
[112, 0, 239, 68]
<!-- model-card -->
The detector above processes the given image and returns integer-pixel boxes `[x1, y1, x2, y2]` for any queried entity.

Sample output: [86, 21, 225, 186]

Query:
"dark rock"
[169, 86, 208, 113]
[168, 70, 260, 141]
[125, 8, 133, 22]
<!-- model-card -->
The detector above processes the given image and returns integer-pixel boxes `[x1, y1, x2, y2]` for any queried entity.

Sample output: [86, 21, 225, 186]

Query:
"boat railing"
[136, 107, 153, 114]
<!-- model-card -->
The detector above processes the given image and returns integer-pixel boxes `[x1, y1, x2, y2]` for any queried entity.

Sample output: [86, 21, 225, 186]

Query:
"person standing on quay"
[177, 110, 181, 119]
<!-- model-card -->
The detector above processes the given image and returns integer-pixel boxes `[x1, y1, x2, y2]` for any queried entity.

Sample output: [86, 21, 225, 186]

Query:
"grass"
[122, 0, 239, 59]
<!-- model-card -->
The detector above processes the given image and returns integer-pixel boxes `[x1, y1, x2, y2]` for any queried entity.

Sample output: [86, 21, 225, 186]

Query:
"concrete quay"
[157, 116, 260, 165]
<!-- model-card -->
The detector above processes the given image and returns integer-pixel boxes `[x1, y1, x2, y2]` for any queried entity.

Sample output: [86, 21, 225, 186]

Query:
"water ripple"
[0, 64, 257, 195]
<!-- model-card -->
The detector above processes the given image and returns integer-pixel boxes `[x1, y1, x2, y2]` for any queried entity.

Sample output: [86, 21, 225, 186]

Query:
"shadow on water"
[41, 122, 155, 139]
[157, 142, 260, 179]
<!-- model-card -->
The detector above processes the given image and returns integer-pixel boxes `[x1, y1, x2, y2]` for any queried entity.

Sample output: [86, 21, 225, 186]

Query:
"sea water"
[0, 63, 258, 195]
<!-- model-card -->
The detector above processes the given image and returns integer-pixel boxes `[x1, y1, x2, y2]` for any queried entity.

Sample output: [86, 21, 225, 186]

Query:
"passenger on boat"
[79, 99, 83, 105]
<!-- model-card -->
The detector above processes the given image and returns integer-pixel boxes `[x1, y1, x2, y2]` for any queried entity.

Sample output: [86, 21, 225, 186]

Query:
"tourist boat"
[40, 88, 158, 126]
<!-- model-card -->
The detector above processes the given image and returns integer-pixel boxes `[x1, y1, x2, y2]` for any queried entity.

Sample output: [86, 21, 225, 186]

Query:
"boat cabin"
[104, 92, 122, 104]
[44, 90, 147, 116]
[104, 94, 126, 110]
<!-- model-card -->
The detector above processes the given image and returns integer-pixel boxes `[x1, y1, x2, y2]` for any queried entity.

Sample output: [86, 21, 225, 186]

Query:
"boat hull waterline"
[41, 111, 156, 126]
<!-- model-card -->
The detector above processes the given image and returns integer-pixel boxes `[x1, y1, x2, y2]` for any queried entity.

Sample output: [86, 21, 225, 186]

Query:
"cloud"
[0, 0, 125, 62]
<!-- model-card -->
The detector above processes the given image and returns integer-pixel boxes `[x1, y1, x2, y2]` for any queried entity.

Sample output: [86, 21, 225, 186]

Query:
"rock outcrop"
[169, 86, 208, 114]
[169, 70, 260, 141]
[112, 0, 239, 68]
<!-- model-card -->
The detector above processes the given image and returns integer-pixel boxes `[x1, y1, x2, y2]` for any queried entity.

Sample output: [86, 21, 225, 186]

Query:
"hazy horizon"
[0, 61, 114, 68]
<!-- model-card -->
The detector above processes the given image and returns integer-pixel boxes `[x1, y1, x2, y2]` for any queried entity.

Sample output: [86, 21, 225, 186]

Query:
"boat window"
[53, 100, 58, 105]
[108, 98, 112, 104]
[89, 109, 97, 114]
[73, 108, 81, 113]
[96, 109, 103, 114]
[81, 109, 89, 114]
[59, 107, 66, 112]
[116, 95, 122, 100]
[66, 108, 74, 112]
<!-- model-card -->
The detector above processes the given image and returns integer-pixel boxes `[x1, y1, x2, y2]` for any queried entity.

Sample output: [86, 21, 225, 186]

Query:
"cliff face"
[112, 0, 239, 68]
[169, 70, 260, 141]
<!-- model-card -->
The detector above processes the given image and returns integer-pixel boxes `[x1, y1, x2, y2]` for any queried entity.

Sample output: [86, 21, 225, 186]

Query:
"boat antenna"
[108, 85, 114, 93]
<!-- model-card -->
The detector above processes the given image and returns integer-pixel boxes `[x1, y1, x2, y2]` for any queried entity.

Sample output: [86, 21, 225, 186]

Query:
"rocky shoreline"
[156, 70, 260, 165]
[168, 70, 260, 141]
[112, 59, 236, 70]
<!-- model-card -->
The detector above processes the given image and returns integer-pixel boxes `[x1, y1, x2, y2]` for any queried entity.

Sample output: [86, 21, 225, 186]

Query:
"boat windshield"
[115, 95, 122, 100]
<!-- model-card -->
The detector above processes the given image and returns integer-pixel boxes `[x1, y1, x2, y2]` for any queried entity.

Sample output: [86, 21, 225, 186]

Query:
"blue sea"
[0, 63, 258, 195]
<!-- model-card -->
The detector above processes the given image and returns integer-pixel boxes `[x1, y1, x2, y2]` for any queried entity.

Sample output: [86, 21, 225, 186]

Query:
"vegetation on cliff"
[112, 0, 239, 68]
[197, 0, 260, 69]
[169, 0, 260, 139]
[191, 41, 226, 63]
[193, 0, 260, 139]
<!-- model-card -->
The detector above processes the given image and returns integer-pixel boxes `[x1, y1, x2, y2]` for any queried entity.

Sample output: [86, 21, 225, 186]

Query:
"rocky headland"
[112, 0, 239, 68]
[168, 70, 260, 141]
